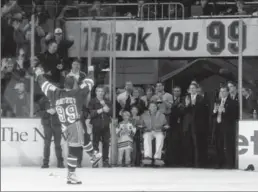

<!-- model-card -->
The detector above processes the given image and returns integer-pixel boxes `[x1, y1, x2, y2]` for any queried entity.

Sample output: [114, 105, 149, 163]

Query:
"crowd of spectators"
[1, 0, 258, 168]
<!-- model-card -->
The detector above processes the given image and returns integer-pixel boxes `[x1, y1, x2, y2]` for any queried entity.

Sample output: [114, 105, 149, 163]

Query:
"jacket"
[37, 96, 60, 127]
[140, 111, 167, 132]
[88, 97, 112, 129]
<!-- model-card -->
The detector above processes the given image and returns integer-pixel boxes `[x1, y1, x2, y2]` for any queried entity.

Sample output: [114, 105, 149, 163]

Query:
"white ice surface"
[1, 167, 258, 191]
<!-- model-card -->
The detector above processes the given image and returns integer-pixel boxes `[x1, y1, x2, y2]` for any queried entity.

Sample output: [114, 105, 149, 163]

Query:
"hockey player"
[34, 66, 102, 184]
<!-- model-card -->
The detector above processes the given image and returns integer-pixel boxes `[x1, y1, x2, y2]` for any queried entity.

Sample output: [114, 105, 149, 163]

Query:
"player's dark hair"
[64, 76, 76, 90]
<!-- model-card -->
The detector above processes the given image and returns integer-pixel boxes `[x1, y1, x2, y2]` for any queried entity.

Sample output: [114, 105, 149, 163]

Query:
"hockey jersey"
[37, 74, 94, 128]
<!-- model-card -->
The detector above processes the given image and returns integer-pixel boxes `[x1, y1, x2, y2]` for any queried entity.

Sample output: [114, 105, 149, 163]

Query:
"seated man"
[140, 102, 169, 166]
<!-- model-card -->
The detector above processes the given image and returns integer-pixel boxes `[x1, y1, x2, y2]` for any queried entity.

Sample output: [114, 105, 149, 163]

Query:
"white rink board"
[2, 168, 258, 191]
[0, 118, 91, 167]
[238, 121, 258, 170]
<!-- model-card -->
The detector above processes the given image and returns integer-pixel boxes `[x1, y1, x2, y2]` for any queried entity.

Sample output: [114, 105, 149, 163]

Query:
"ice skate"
[90, 151, 102, 167]
[67, 172, 82, 185]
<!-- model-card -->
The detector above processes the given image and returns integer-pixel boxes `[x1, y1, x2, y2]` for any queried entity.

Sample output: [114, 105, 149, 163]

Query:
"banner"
[1, 119, 91, 167]
[238, 121, 258, 171]
[65, 18, 258, 58]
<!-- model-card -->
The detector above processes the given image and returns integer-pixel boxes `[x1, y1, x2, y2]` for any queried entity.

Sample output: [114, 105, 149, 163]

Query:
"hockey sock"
[83, 133, 94, 156]
[67, 147, 81, 172]
[83, 141, 94, 156]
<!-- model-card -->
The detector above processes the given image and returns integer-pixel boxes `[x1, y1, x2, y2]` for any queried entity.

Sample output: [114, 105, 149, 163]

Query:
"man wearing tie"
[213, 86, 238, 169]
[182, 83, 208, 168]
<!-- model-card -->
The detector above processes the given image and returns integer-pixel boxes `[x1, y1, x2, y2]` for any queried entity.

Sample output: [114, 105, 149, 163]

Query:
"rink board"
[1, 118, 258, 169]
[0, 118, 91, 167]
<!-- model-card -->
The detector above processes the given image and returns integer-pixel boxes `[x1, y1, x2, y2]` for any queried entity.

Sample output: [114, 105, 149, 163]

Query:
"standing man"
[37, 95, 64, 168]
[165, 86, 184, 167]
[88, 85, 112, 168]
[213, 86, 238, 169]
[182, 83, 208, 168]
[39, 39, 63, 86]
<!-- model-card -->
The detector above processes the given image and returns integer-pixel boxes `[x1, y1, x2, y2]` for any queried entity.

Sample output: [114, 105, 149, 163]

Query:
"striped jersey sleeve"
[37, 75, 59, 101]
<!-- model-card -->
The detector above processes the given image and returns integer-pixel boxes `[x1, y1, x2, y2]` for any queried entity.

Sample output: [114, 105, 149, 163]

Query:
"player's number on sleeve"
[56, 105, 78, 124]
[207, 21, 247, 55]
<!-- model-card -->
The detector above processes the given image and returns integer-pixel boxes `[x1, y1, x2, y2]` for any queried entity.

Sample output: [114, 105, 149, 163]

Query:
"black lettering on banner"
[239, 130, 258, 155]
[251, 130, 258, 155]
[158, 27, 198, 51]
[136, 28, 151, 51]
[228, 20, 247, 54]
[238, 134, 249, 155]
[207, 21, 225, 55]
[84, 27, 150, 51]
[207, 20, 247, 55]
[169, 33, 183, 51]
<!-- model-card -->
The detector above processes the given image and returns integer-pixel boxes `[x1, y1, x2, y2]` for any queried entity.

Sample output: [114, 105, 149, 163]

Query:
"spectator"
[227, 81, 238, 102]
[164, 86, 184, 167]
[200, 0, 217, 16]
[235, 0, 247, 15]
[242, 87, 257, 119]
[140, 102, 169, 166]
[39, 39, 63, 85]
[130, 105, 142, 166]
[36, 95, 65, 169]
[213, 86, 238, 169]
[66, 58, 86, 84]
[151, 81, 173, 124]
[116, 111, 136, 167]
[117, 81, 134, 122]
[54, 28, 74, 69]
[13, 47, 30, 78]
[23, 18, 46, 55]
[10, 81, 30, 117]
[131, 87, 146, 115]
[140, 85, 155, 108]
[88, 85, 112, 168]
[182, 82, 208, 168]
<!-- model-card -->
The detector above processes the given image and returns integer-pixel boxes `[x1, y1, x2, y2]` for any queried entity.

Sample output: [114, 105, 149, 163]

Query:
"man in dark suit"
[182, 83, 208, 168]
[242, 87, 257, 119]
[88, 85, 112, 168]
[213, 86, 238, 169]
[165, 86, 184, 167]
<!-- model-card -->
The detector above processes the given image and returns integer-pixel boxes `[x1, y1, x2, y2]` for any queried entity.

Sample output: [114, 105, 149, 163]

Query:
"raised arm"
[35, 67, 59, 100]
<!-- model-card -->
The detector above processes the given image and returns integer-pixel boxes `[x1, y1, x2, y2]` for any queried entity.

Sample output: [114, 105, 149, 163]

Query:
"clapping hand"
[103, 105, 110, 113]
[218, 105, 225, 114]
[185, 96, 190, 106]
[34, 67, 44, 77]
[47, 108, 56, 115]
[57, 64, 63, 70]
[100, 100, 106, 106]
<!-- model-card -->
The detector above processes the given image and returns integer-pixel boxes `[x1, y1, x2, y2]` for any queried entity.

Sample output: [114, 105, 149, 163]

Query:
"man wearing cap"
[54, 28, 74, 70]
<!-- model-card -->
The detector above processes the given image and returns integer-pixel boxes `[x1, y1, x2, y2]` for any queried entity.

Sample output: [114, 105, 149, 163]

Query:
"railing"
[141, 2, 185, 20]
[61, 2, 185, 20]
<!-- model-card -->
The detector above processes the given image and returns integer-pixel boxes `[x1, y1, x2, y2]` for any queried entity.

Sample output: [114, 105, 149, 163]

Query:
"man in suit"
[227, 81, 238, 102]
[213, 86, 238, 169]
[165, 86, 184, 167]
[242, 87, 257, 119]
[182, 83, 208, 168]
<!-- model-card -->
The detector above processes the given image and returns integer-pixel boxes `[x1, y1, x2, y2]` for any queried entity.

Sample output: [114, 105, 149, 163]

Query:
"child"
[116, 111, 136, 167]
